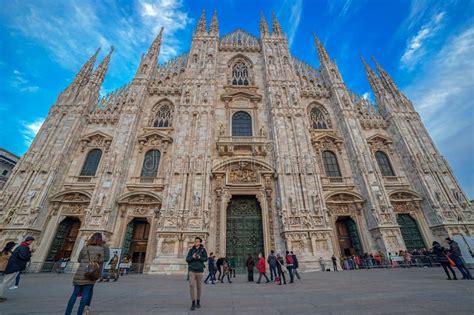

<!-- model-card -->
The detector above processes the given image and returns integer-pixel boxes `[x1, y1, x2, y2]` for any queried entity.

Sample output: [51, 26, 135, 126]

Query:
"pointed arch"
[211, 157, 274, 173]
[50, 190, 92, 203]
[117, 191, 162, 205]
[150, 99, 174, 128]
[227, 54, 254, 86]
[308, 103, 332, 129]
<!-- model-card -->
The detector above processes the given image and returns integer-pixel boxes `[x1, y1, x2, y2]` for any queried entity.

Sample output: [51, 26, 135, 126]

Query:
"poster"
[104, 248, 123, 270]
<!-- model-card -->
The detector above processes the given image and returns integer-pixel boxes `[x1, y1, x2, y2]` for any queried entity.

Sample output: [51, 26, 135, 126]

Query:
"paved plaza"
[0, 268, 473, 314]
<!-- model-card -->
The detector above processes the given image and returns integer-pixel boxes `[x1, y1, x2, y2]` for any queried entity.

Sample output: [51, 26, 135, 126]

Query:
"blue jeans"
[65, 284, 94, 315]
[15, 272, 21, 286]
[269, 265, 277, 280]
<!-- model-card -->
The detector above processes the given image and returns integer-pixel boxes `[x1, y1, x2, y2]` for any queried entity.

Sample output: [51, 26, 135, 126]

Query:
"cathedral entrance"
[122, 218, 150, 273]
[335, 216, 363, 256]
[43, 217, 81, 271]
[226, 195, 264, 270]
[397, 214, 425, 251]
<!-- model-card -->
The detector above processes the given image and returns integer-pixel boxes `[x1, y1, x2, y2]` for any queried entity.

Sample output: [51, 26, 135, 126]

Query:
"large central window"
[232, 61, 250, 86]
[232, 111, 252, 136]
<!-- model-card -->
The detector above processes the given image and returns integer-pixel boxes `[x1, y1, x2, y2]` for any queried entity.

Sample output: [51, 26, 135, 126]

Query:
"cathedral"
[0, 11, 472, 273]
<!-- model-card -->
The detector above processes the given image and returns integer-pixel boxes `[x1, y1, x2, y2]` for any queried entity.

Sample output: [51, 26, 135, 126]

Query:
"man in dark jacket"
[245, 254, 255, 282]
[291, 251, 301, 280]
[446, 238, 472, 279]
[204, 253, 216, 284]
[216, 257, 224, 281]
[0, 236, 34, 302]
[185, 237, 207, 311]
[267, 250, 277, 281]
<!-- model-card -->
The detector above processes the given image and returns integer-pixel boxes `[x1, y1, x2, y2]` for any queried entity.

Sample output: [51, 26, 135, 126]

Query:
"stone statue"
[219, 124, 225, 136]
[24, 190, 37, 207]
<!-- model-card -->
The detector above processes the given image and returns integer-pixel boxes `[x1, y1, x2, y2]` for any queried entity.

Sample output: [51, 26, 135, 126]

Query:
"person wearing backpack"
[65, 233, 108, 315]
[0, 236, 34, 302]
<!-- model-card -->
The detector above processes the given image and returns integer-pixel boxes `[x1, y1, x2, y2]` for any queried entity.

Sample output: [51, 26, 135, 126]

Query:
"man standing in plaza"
[0, 236, 34, 302]
[291, 251, 301, 280]
[446, 237, 472, 279]
[186, 237, 208, 311]
[331, 254, 338, 271]
[267, 250, 278, 281]
[285, 251, 295, 283]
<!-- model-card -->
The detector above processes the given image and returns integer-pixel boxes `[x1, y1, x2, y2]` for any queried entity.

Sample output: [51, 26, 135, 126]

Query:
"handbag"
[446, 255, 456, 267]
[84, 249, 101, 281]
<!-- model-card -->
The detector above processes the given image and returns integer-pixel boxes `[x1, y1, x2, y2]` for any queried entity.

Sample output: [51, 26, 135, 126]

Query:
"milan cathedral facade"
[0, 12, 472, 273]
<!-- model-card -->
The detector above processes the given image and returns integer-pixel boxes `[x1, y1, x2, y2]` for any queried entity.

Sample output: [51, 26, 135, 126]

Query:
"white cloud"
[362, 92, 370, 100]
[400, 12, 445, 70]
[286, 0, 303, 48]
[10, 69, 40, 93]
[20, 118, 45, 147]
[7, 0, 192, 79]
[404, 25, 474, 142]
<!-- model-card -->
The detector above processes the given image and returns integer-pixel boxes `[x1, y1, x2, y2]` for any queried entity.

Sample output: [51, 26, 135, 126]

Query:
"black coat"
[292, 254, 299, 268]
[5, 244, 32, 274]
[245, 256, 255, 271]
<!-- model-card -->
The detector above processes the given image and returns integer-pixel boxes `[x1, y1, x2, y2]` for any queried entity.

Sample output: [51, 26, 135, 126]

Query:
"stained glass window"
[232, 111, 252, 136]
[375, 151, 395, 176]
[141, 149, 161, 177]
[80, 149, 102, 176]
[322, 150, 341, 177]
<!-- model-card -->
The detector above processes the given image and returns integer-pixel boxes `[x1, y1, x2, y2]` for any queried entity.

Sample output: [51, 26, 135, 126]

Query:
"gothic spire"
[210, 10, 219, 35]
[312, 33, 330, 64]
[146, 27, 163, 63]
[260, 12, 270, 37]
[90, 46, 114, 87]
[272, 12, 283, 36]
[371, 56, 398, 93]
[195, 9, 207, 34]
[72, 47, 100, 86]
[360, 55, 383, 98]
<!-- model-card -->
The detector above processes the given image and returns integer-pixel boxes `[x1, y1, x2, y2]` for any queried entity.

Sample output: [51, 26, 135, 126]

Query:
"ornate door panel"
[397, 214, 425, 251]
[226, 195, 264, 269]
[336, 217, 363, 256]
[43, 217, 80, 272]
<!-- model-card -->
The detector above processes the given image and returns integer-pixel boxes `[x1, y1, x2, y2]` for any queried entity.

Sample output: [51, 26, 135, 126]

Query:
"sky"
[0, 0, 473, 198]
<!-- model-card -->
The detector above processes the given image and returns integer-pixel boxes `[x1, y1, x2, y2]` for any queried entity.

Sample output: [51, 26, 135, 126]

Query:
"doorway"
[335, 216, 363, 256]
[122, 218, 150, 273]
[43, 217, 81, 271]
[226, 195, 264, 270]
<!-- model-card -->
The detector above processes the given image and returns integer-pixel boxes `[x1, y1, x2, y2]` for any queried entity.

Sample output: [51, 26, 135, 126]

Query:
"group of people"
[0, 234, 472, 313]
[203, 254, 236, 284]
[245, 250, 301, 285]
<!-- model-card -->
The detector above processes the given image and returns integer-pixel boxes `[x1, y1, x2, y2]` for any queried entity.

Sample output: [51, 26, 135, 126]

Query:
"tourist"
[291, 251, 301, 279]
[185, 237, 208, 311]
[319, 257, 325, 271]
[229, 256, 236, 278]
[276, 254, 287, 285]
[355, 255, 361, 269]
[204, 252, 216, 284]
[267, 250, 278, 281]
[404, 251, 412, 268]
[331, 254, 338, 271]
[256, 253, 270, 284]
[245, 254, 255, 282]
[65, 232, 108, 315]
[446, 238, 472, 280]
[0, 242, 15, 275]
[431, 241, 457, 280]
[220, 257, 232, 283]
[0, 236, 34, 303]
[285, 251, 295, 283]
[216, 257, 224, 281]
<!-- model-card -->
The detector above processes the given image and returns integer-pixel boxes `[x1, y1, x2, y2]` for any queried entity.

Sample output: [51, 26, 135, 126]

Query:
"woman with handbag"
[65, 233, 109, 315]
[432, 241, 457, 280]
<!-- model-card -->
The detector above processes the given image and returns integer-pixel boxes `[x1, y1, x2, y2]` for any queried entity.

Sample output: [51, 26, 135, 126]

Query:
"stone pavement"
[0, 268, 473, 314]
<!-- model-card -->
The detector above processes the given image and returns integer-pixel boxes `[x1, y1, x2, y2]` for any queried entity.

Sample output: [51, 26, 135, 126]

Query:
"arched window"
[153, 103, 172, 127]
[375, 151, 395, 176]
[322, 150, 341, 177]
[232, 61, 250, 86]
[80, 149, 102, 176]
[309, 105, 332, 129]
[232, 111, 252, 136]
[141, 149, 161, 177]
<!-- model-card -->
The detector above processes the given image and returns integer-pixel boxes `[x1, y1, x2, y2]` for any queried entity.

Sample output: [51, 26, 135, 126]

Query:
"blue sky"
[0, 0, 473, 197]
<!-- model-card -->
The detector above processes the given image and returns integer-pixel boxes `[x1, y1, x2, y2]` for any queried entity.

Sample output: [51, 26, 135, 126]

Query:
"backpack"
[84, 249, 101, 281]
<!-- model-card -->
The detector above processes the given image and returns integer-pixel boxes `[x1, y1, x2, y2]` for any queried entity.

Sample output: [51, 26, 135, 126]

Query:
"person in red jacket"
[285, 251, 295, 283]
[256, 253, 270, 284]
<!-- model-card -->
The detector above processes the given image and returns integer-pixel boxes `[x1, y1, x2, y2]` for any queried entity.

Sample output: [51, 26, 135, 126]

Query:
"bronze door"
[226, 195, 264, 270]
